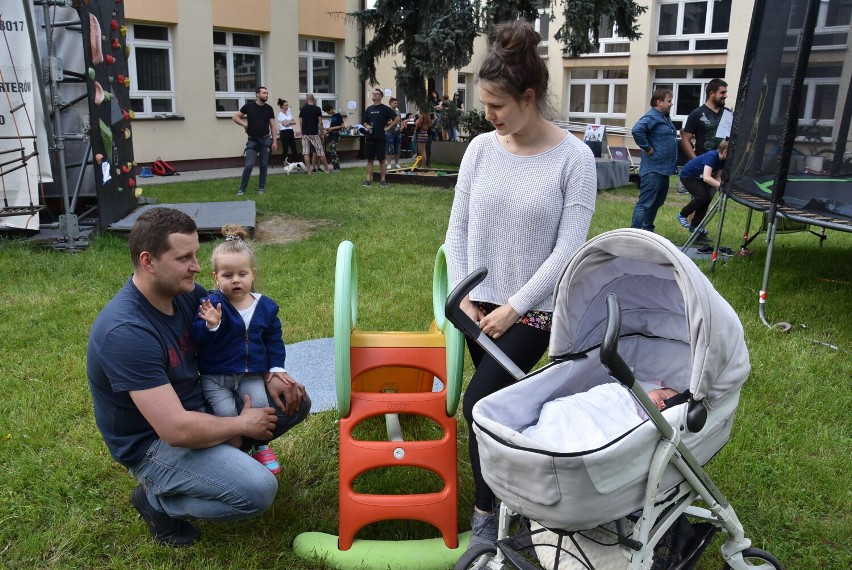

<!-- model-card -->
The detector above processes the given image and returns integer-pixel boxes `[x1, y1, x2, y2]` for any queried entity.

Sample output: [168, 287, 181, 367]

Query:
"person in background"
[630, 88, 678, 232]
[360, 88, 398, 187]
[299, 93, 331, 175]
[414, 111, 432, 167]
[323, 103, 346, 172]
[87, 207, 310, 548]
[277, 99, 299, 165]
[386, 97, 403, 170]
[681, 78, 729, 161]
[444, 19, 597, 554]
[232, 86, 277, 195]
[677, 140, 729, 237]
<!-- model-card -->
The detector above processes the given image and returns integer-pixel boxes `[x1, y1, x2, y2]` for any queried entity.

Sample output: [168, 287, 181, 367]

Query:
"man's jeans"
[239, 135, 272, 192]
[128, 394, 311, 521]
[631, 172, 671, 232]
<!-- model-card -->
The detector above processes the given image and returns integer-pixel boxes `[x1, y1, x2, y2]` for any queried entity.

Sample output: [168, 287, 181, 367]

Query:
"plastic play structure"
[293, 241, 467, 569]
[702, 0, 851, 329]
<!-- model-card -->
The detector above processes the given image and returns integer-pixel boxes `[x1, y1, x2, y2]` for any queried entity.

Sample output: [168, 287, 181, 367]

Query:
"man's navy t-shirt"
[87, 278, 206, 467]
[363, 104, 396, 141]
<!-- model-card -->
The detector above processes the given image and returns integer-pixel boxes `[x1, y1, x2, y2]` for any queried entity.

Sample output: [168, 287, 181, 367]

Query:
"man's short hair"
[129, 207, 197, 268]
[706, 78, 727, 98]
[389, 97, 397, 104]
[306, 93, 316, 103]
[256, 86, 267, 94]
[650, 88, 673, 108]
[373, 88, 383, 95]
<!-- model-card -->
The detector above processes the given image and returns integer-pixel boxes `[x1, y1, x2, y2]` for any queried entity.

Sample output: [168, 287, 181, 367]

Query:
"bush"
[460, 110, 494, 140]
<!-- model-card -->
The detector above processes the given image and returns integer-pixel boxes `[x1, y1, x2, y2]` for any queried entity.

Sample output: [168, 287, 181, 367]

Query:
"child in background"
[677, 140, 729, 237]
[191, 224, 290, 474]
[323, 103, 346, 172]
[415, 111, 432, 166]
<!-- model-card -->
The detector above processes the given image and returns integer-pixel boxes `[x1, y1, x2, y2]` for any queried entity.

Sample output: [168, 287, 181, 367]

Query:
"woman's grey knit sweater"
[445, 130, 597, 314]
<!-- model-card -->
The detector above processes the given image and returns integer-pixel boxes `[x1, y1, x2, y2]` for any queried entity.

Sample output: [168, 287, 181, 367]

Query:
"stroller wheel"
[722, 547, 783, 570]
[454, 543, 499, 569]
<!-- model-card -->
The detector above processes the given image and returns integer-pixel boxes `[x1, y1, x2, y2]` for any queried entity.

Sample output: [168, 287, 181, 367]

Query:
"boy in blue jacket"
[192, 224, 292, 474]
[677, 140, 729, 236]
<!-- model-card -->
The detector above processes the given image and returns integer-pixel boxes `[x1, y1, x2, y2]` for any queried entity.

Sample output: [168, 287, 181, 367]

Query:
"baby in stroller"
[447, 229, 783, 570]
[522, 382, 678, 453]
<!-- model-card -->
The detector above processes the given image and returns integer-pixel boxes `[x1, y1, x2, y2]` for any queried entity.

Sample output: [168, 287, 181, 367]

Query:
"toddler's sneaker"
[676, 213, 691, 230]
[251, 445, 281, 474]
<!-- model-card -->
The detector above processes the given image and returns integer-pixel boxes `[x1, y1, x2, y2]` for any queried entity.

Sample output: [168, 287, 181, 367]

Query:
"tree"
[347, 1, 646, 114]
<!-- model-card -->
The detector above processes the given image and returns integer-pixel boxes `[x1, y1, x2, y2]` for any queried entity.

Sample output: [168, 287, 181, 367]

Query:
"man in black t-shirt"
[299, 93, 331, 175]
[681, 78, 729, 160]
[360, 87, 399, 187]
[232, 86, 277, 195]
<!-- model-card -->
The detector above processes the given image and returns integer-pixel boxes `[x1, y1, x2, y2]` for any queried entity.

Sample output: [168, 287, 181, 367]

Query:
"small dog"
[283, 159, 307, 174]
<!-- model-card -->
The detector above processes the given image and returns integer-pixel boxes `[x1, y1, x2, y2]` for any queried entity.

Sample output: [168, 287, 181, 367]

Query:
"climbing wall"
[77, 0, 137, 228]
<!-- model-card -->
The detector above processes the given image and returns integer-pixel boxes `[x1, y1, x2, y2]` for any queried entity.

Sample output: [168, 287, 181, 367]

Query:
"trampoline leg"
[710, 192, 729, 271]
[758, 219, 785, 330]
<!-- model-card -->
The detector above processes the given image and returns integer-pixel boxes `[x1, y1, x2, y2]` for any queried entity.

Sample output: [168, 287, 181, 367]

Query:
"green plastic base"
[292, 531, 471, 570]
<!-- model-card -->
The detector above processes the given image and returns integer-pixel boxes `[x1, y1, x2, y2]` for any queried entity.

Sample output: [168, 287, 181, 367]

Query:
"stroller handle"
[445, 267, 488, 339]
[600, 293, 636, 389]
[445, 267, 526, 381]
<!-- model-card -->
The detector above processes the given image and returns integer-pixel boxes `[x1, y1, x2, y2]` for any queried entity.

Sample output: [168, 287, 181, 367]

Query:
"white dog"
[283, 159, 307, 174]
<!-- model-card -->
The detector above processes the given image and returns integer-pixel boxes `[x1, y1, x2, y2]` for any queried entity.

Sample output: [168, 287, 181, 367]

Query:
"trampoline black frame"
[712, 0, 851, 331]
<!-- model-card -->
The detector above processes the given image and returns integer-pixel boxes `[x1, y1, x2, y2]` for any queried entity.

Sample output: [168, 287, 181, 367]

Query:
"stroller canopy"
[549, 229, 749, 406]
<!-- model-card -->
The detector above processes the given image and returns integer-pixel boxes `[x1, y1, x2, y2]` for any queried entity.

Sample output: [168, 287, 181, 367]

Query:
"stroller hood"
[549, 229, 749, 406]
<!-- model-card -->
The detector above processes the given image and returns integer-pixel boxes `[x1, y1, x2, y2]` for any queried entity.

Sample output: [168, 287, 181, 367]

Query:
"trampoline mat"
[729, 175, 852, 221]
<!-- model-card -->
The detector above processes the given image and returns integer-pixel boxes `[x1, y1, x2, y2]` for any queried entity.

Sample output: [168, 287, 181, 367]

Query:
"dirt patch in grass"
[255, 214, 334, 244]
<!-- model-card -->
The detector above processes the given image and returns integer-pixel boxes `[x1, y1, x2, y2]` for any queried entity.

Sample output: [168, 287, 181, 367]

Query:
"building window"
[456, 73, 468, 111]
[653, 67, 726, 130]
[127, 24, 175, 117]
[786, 0, 852, 49]
[567, 69, 628, 127]
[534, 5, 550, 58]
[656, 0, 731, 53]
[298, 38, 338, 111]
[775, 64, 842, 141]
[213, 30, 263, 114]
[584, 14, 631, 55]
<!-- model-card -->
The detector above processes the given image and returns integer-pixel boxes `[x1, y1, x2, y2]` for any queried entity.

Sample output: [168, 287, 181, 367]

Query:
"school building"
[122, 0, 794, 167]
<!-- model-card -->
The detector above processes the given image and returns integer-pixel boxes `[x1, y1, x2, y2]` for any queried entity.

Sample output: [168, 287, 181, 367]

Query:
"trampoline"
[715, 0, 852, 328]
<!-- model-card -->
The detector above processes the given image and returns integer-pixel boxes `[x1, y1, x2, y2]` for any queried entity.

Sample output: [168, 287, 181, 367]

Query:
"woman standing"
[444, 20, 597, 552]
[277, 99, 299, 164]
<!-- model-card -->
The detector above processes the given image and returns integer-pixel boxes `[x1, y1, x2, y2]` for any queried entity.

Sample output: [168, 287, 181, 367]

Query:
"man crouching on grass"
[87, 207, 310, 546]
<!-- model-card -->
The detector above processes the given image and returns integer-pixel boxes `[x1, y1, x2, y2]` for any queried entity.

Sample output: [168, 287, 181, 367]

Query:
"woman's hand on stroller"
[480, 303, 521, 339]
[460, 295, 486, 327]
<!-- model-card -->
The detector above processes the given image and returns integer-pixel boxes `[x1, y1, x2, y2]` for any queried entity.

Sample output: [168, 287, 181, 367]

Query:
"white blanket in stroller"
[521, 383, 648, 453]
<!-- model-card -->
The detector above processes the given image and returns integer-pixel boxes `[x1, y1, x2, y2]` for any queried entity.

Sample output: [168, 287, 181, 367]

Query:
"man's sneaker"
[251, 445, 281, 474]
[676, 213, 691, 230]
[380, 181, 389, 187]
[236, 189, 246, 196]
[131, 485, 200, 547]
[258, 189, 265, 195]
[362, 180, 372, 187]
[467, 509, 499, 551]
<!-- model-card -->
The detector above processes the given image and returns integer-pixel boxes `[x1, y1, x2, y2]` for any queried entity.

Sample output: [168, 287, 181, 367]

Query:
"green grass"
[1, 169, 849, 569]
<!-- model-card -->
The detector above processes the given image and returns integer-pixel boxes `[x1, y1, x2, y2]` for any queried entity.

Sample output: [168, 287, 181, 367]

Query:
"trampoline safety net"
[727, 0, 852, 230]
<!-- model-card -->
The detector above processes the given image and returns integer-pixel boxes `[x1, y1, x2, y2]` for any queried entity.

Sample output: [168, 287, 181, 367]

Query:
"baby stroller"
[447, 229, 782, 570]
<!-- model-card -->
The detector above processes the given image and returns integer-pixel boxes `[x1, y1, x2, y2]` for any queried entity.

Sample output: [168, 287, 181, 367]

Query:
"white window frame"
[298, 38, 338, 111]
[214, 31, 264, 116]
[534, 7, 550, 58]
[773, 77, 840, 142]
[787, 0, 851, 50]
[656, 0, 730, 54]
[583, 14, 631, 56]
[567, 69, 628, 127]
[653, 68, 726, 127]
[127, 24, 176, 117]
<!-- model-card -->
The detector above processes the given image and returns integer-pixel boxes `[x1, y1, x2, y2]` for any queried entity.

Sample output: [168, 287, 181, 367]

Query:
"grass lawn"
[0, 166, 849, 569]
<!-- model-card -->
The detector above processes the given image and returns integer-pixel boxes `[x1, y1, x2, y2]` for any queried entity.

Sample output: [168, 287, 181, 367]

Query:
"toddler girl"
[191, 224, 289, 474]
